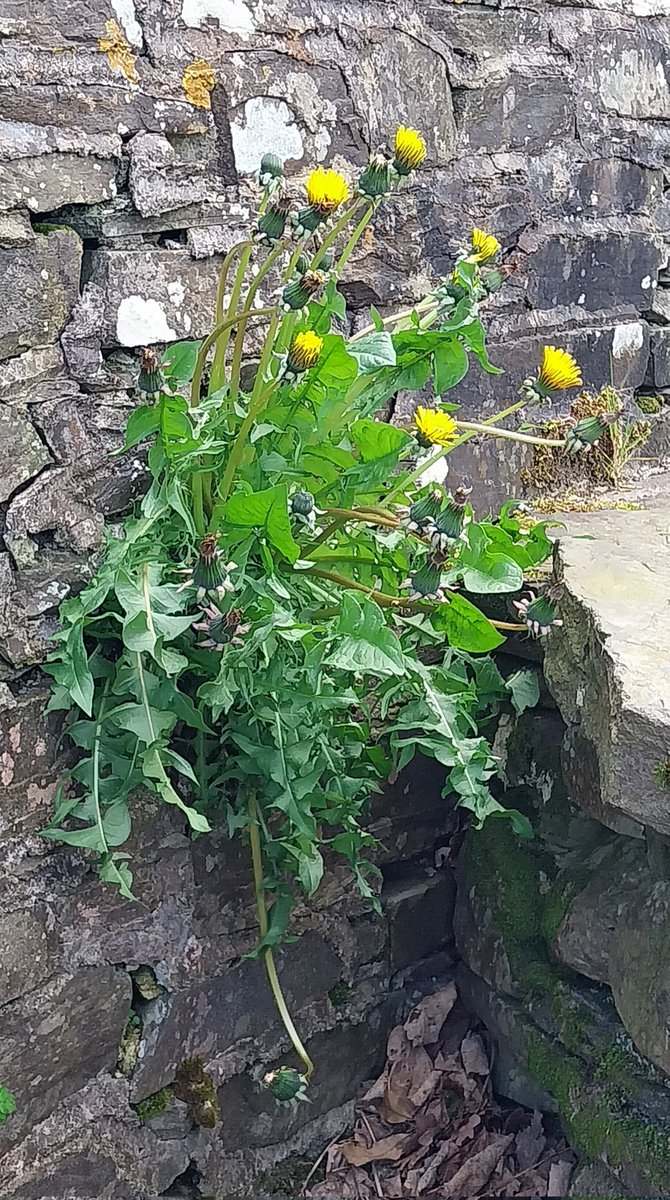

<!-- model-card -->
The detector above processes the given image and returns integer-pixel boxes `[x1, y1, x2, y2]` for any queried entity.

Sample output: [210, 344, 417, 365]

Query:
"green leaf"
[224, 484, 299, 563]
[142, 747, 211, 833]
[108, 702, 176, 745]
[393, 356, 431, 392]
[348, 332, 396, 374]
[165, 476, 197, 537]
[122, 611, 156, 654]
[462, 554, 524, 594]
[162, 340, 202, 383]
[327, 594, 407, 677]
[297, 846, 324, 896]
[506, 670, 540, 715]
[430, 594, 504, 652]
[0, 1086, 16, 1125]
[369, 305, 385, 332]
[323, 277, 347, 320]
[67, 625, 94, 716]
[120, 405, 160, 452]
[461, 319, 503, 375]
[433, 338, 469, 395]
[350, 418, 412, 463]
[99, 854, 135, 900]
[42, 822, 106, 850]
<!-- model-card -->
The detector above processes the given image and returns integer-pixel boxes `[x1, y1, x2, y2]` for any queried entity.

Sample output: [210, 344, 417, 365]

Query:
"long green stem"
[351, 298, 437, 343]
[248, 794, 314, 1080]
[92, 677, 112, 855]
[210, 240, 254, 392]
[229, 242, 288, 405]
[455, 420, 564, 447]
[310, 201, 364, 270]
[332, 203, 374, 277]
[189, 307, 275, 410]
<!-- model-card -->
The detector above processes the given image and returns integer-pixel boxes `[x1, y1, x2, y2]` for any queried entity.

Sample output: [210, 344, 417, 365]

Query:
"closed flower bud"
[257, 153, 284, 191]
[408, 489, 443, 529]
[358, 152, 392, 199]
[280, 270, 326, 314]
[254, 195, 291, 246]
[291, 490, 316, 518]
[564, 412, 618, 453]
[404, 557, 444, 601]
[137, 348, 165, 401]
[263, 1066, 309, 1107]
[424, 489, 471, 552]
[513, 590, 563, 637]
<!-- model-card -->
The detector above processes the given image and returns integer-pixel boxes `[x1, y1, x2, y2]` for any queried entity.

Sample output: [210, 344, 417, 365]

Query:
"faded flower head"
[469, 228, 501, 264]
[192, 605, 251, 650]
[177, 536, 237, 602]
[402, 557, 446, 602]
[513, 590, 563, 637]
[414, 406, 459, 448]
[254, 195, 291, 246]
[137, 347, 165, 401]
[393, 126, 427, 176]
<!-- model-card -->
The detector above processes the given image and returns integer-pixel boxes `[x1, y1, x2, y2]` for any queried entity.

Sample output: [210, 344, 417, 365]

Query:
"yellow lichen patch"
[98, 19, 138, 83]
[182, 60, 216, 110]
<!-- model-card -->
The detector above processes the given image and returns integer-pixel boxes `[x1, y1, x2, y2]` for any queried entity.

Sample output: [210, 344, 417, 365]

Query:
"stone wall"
[456, 500, 670, 1197]
[2, 0, 670, 1195]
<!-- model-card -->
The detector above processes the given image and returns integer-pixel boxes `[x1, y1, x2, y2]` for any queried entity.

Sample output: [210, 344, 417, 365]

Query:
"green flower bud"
[280, 270, 326, 313]
[254, 196, 291, 246]
[408, 489, 443, 528]
[258, 153, 284, 190]
[358, 153, 392, 199]
[407, 558, 443, 600]
[263, 1066, 309, 1107]
[513, 590, 563, 637]
[564, 412, 618, 454]
[292, 204, 325, 238]
[291, 491, 315, 517]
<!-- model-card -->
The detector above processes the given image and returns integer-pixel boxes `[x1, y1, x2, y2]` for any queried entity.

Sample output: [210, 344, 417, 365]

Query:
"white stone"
[111, 0, 143, 48]
[611, 322, 644, 359]
[181, 0, 255, 34]
[116, 296, 177, 346]
[231, 97, 303, 175]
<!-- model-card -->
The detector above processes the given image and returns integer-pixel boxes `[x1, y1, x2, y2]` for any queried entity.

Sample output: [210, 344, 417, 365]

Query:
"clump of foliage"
[0, 1086, 15, 1127]
[42, 127, 601, 1099]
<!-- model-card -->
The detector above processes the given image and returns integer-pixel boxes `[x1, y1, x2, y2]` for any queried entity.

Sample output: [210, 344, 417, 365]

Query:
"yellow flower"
[470, 228, 500, 263]
[306, 168, 349, 215]
[393, 126, 427, 175]
[537, 346, 583, 392]
[414, 406, 459, 448]
[287, 330, 324, 374]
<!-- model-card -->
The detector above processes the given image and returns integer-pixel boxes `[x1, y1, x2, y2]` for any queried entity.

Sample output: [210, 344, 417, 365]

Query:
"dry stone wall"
[1, 0, 670, 1196]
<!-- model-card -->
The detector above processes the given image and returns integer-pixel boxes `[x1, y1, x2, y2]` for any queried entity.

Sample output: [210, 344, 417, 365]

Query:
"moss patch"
[133, 1087, 172, 1121]
[257, 1155, 320, 1197]
[174, 1056, 219, 1129]
[328, 980, 350, 1009]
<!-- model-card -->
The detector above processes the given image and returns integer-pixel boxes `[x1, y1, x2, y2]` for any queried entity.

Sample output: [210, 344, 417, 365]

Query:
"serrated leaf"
[224, 484, 299, 563]
[506, 670, 540, 715]
[462, 554, 524, 594]
[433, 338, 469, 395]
[99, 854, 136, 900]
[108, 702, 176, 745]
[350, 418, 412, 463]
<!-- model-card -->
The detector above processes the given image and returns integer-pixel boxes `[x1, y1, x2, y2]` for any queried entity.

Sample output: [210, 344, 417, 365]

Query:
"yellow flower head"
[414, 406, 459, 448]
[394, 126, 427, 175]
[537, 346, 583, 393]
[470, 228, 501, 263]
[287, 330, 324, 374]
[306, 168, 349, 215]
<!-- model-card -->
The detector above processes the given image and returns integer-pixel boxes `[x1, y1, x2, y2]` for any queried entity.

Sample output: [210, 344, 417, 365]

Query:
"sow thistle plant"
[43, 128, 604, 1106]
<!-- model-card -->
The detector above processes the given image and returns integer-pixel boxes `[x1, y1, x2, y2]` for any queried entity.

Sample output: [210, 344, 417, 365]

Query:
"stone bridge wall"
[1, 0, 670, 1196]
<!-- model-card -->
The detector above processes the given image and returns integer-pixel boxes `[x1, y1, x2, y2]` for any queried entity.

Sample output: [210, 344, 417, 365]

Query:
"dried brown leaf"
[441, 1135, 514, 1198]
[547, 1159, 573, 1196]
[340, 1132, 415, 1167]
[404, 983, 457, 1046]
[514, 1110, 546, 1171]
[460, 1031, 489, 1077]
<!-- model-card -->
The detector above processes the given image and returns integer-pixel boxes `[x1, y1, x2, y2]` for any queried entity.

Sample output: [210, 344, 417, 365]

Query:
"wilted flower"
[402, 556, 446, 601]
[468, 228, 501, 264]
[293, 168, 349, 237]
[423, 486, 471, 552]
[137, 348, 165, 401]
[257, 153, 284, 193]
[564, 411, 619, 453]
[176, 536, 237, 602]
[284, 331, 323, 380]
[513, 590, 563, 637]
[358, 152, 392, 199]
[280, 270, 326, 315]
[263, 1066, 309, 1108]
[520, 346, 583, 405]
[414, 406, 459, 448]
[392, 126, 427, 177]
[192, 605, 251, 650]
[254, 195, 291, 246]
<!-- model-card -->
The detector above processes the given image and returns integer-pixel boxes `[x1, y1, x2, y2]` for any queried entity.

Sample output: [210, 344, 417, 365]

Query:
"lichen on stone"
[98, 20, 139, 84]
[133, 1086, 172, 1121]
[116, 1011, 142, 1078]
[182, 60, 216, 110]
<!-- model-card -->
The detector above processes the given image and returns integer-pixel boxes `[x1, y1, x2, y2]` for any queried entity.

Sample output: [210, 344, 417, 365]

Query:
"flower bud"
[263, 1066, 309, 1107]
[137, 348, 165, 401]
[358, 153, 392, 199]
[254, 195, 291, 246]
[280, 270, 326, 314]
[564, 412, 618, 454]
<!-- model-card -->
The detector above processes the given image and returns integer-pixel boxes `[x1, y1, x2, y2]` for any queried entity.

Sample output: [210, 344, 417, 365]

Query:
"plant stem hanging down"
[248, 794, 314, 1081]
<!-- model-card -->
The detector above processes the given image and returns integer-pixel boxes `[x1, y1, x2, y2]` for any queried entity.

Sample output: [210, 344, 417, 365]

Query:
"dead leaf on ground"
[404, 983, 457, 1046]
[339, 1132, 416, 1167]
[460, 1031, 489, 1076]
[441, 1134, 514, 1197]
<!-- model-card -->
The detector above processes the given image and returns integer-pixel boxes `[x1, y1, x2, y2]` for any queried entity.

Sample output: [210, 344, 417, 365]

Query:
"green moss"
[328, 980, 350, 1009]
[257, 1155, 318, 1196]
[174, 1056, 219, 1129]
[541, 870, 590, 946]
[116, 1011, 142, 1078]
[636, 394, 663, 415]
[133, 1087, 172, 1121]
[653, 760, 670, 790]
[606, 1112, 670, 1192]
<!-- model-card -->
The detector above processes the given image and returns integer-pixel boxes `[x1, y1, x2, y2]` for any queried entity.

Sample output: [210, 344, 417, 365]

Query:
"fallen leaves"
[307, 981, 573, 1198]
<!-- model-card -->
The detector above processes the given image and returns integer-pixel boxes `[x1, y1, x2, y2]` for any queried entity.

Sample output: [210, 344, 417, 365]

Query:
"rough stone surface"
[544, 502, 670, 836]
